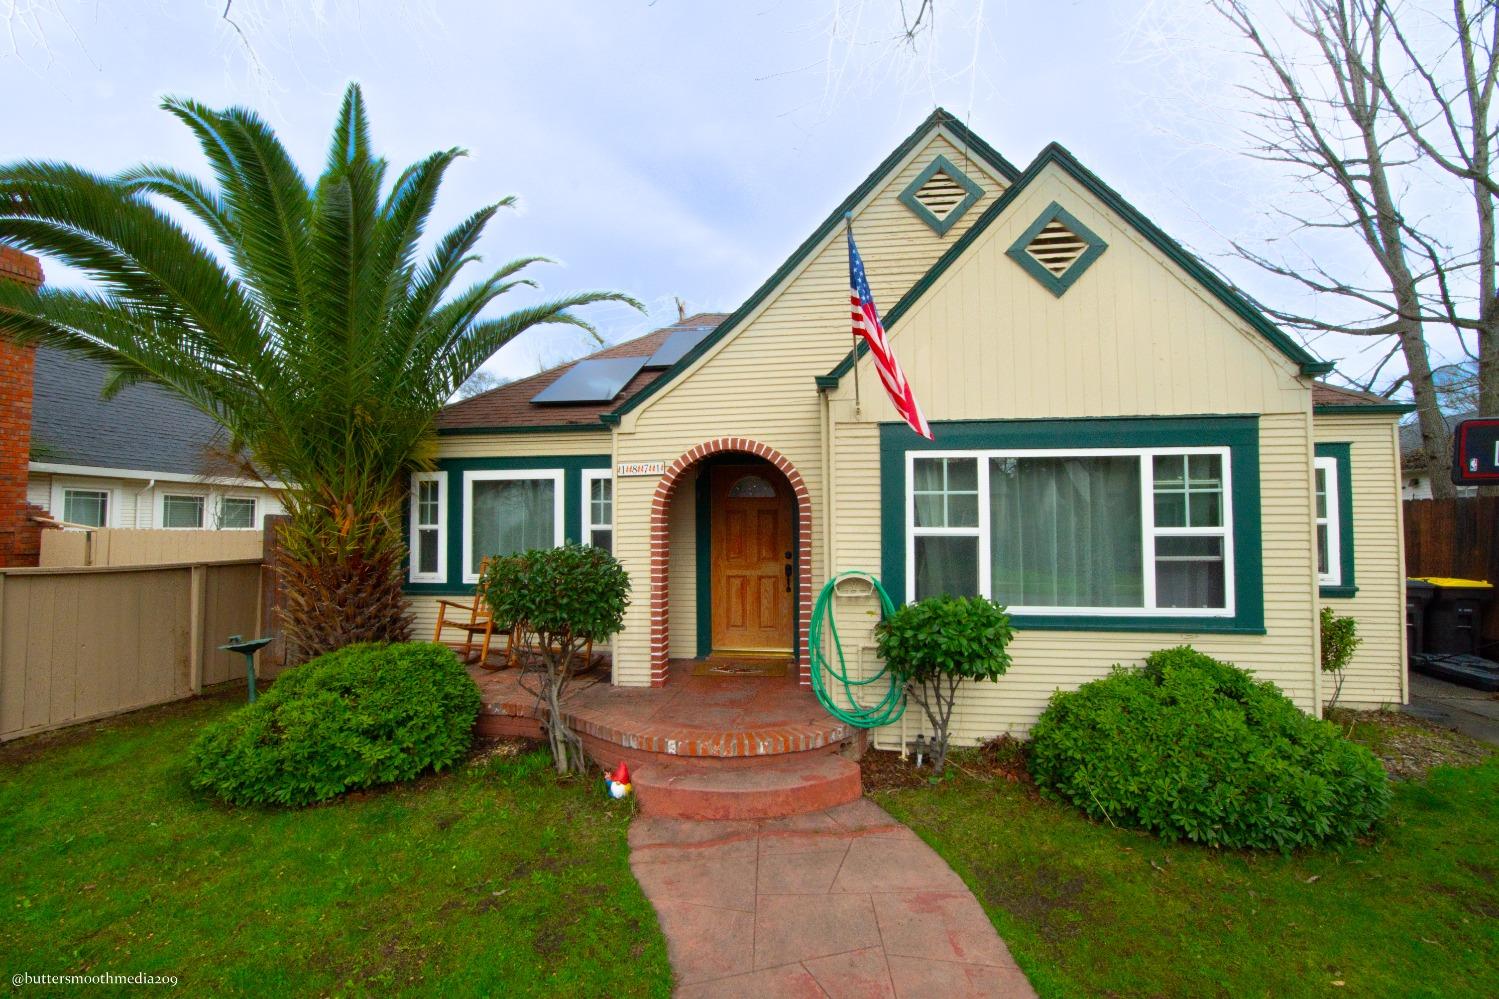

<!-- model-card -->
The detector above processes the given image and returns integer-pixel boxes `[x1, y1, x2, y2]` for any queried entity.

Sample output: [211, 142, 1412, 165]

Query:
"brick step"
[630, 753, 862, 820]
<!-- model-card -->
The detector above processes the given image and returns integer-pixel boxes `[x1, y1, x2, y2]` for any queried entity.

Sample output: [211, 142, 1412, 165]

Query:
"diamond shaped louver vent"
[898, 154, 984, 236]
[1006, 202, 1108, 297]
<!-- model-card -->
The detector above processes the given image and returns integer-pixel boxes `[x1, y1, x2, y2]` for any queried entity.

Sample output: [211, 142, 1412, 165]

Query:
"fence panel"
[40, 529, 264, 568]
[1402, 497, 1499, 642]
[0, 559, 263, 741]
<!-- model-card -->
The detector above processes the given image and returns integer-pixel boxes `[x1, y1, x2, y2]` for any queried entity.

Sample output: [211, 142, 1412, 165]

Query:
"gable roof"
[30, 347, 230, 477]
[598, 108, 1022, 426]
[436, 313, 730, 434]
[1310, 380, 1416, 416]
[818, 142, 1335, 389]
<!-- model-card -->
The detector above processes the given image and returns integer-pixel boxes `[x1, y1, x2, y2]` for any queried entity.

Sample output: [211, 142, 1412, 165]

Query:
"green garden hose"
[809, 571, 906, 728]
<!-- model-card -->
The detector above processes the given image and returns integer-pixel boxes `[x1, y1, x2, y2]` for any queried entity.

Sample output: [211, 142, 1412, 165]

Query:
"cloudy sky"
[0, 0, 1471, 392]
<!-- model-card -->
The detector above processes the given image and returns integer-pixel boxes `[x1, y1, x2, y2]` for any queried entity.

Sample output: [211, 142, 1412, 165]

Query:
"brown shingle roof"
[437, 313, 729, 432]
[1311, 381, 1390, 407]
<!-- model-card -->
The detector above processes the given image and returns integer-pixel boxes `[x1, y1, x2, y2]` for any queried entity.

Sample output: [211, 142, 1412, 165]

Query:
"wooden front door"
[710, 465, 794, 654]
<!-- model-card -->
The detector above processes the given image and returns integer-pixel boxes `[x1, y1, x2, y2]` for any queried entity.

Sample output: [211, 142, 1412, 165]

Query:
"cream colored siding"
[1316, 414, 1407, 708]
[816, 158, 1321, 743]
[436, 430, 611, 459]
[25, 475, 50, 511]
[667, 470, 698, 658]
[611, 130, 1011, 684]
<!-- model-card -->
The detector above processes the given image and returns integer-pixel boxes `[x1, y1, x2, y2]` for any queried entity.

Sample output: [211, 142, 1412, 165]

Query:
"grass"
[0, 687, 671, 997]
[873, 724, 1499, 999]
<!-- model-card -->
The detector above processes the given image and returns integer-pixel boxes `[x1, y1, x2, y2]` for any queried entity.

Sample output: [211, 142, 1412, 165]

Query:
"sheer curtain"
[471, 478, 555, 574]
[989, 456, 1143, 608]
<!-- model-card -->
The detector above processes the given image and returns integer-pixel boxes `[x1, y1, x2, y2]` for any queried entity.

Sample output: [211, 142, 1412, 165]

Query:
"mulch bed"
[1328, 708, 1493, 780]
[861, 734, 1037, 794]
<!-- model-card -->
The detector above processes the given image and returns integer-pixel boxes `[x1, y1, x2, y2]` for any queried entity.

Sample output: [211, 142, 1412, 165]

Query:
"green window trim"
[1315, 442, 1357, 599]
[897, 154, 985, 236]
[1005, 201, 1108, 297]
[880, 416, 1265, 634]
[403, 453, 611, 595]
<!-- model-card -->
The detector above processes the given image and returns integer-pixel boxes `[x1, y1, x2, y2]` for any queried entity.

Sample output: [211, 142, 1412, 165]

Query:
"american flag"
[848, 226, 933, 440]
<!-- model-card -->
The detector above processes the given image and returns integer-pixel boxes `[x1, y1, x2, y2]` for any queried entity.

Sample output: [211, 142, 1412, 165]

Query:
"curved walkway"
[628, 798, 1037, 998]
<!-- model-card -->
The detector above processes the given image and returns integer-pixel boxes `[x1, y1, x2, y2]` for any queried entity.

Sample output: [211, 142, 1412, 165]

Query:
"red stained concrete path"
[629, 798, 1037, 998]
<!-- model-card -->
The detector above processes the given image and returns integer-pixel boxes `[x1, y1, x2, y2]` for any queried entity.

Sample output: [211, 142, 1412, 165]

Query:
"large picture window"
[462, 469, 564, 582]
[907, 447, 1234, 616]
[410, 471, 447, 583]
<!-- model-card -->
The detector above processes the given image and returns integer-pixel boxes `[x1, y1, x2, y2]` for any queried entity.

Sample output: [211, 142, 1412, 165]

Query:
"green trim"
[1005, 201, 1108, 297]
[605, 109, 1021, 423]
[695, 472, 712, 658]
[879, 415, 1265, 634]
[436, 423, 607, 436]
[403, 453, 611, 595]
[1314, 403, 1415, 416]
[1320, 585, 1359, 599]
[1315, 442, 1356, 598]
[822, 142, 1332, 386]
[897, 154, 985, 236]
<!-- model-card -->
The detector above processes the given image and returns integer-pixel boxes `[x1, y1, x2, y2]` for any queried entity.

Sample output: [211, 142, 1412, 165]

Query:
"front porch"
[469, 658, 865, 819]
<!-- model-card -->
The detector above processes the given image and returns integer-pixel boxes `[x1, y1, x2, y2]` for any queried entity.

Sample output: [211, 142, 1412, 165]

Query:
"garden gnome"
[606, 761, 632, 799]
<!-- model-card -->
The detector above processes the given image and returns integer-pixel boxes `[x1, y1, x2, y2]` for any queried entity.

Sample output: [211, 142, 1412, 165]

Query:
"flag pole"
[844, 212, 862, 417]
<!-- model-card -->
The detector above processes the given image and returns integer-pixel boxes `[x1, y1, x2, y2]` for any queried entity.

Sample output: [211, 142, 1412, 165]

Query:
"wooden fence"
[1403, 496, 1499, 642]
[40, 528, 264, 568]
[0, 558, 264, 742]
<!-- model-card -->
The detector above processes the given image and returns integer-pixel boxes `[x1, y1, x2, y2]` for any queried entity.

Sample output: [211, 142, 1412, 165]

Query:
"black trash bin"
[1405, 578, 1437, 658]
[1418, 578, 1494, 655]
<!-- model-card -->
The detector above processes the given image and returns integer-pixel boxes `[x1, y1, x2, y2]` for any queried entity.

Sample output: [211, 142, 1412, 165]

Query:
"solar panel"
[644, 327, 713, 368]
[530, 356, 648, 405]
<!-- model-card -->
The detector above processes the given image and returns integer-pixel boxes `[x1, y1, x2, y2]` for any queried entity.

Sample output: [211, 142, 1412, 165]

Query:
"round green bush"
[1029, 646, 1390, 851]
[189, 641, 481, 806]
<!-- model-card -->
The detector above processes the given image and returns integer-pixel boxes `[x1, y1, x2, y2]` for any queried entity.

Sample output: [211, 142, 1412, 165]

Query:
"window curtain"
[989, 456, 1143, 607]
[471, 479, 555, 574]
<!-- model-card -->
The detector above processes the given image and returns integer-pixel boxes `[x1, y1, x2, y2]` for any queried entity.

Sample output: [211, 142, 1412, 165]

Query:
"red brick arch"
[649, 438, 814, 687]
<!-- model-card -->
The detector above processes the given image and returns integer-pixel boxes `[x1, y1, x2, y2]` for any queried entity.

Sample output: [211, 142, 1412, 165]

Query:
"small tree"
[1320, 605, 1362, 711]
[875, 595, 1016, 772]
[478, 544, 629, 775]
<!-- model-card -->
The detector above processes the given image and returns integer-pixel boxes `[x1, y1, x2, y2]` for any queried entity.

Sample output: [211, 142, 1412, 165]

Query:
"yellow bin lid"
[1411, 576, 1494, 589]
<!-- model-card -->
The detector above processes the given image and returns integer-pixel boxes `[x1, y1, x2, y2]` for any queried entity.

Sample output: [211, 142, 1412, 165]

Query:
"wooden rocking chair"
[433, 557, 513, 669]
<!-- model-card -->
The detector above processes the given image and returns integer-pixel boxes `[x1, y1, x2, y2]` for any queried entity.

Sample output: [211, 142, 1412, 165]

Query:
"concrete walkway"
[628, 798, 1036, 998]
[1405, 672, 1499, 745]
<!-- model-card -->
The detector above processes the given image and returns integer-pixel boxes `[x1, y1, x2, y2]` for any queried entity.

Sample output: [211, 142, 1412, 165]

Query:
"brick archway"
[649, 438, 814, 687]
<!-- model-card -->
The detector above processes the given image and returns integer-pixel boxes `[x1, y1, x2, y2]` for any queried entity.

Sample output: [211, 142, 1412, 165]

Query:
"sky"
[0, 0, 1474, 394]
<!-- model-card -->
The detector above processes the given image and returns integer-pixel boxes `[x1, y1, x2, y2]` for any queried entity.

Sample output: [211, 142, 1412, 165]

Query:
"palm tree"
[0, 84, 636, 662]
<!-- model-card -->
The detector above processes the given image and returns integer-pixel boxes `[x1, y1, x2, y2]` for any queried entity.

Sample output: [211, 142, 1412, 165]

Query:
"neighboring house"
[27, 347, 284, 531]
[407, 109, 1411, 741]
[1398, 412, 1475, 499]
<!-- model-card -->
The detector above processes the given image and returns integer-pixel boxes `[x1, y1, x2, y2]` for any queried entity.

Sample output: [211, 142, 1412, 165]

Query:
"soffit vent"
[898, 154, 984, 236]
[1006, 202, 1108, 297]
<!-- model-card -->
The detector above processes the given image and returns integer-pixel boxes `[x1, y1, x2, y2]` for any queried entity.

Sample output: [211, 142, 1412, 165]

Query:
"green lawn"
[873, 727, 1499, 999]
[0, 688, 671, 997]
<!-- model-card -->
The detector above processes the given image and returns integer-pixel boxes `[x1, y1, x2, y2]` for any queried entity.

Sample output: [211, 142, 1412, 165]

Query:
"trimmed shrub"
[1320, 606, 1362, 710]
[1029, 646, 1390, 851]
[875, 595, 1015, 771]
[190, 642, 481, 806]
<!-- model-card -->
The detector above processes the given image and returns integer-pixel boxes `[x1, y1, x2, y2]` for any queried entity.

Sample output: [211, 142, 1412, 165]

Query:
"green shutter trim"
[898, 154, 985, 236]
[696, 473, 712, 658]
[1315, 442, 1357, 599]
[1313, 403, 1415, 416]
[879, 415, 1265, 634]
[603, 108, 1021, 424]
[1005, 201, 1108, 297]
[821, 142, 1333, 386]
[403, 453, 611, 596]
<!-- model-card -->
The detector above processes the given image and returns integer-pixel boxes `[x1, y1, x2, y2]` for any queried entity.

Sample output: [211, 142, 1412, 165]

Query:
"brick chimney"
[0, 245, 45, 567]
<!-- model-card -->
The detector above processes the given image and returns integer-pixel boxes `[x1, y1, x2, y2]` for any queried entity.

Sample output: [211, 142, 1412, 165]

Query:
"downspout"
[135, 478, 156, 530]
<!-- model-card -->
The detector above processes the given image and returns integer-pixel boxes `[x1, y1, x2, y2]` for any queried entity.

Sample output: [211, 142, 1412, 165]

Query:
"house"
[24, 345, 284, 533]
[1399, 412, 1475, 499]
[407, 109, 1411, 746]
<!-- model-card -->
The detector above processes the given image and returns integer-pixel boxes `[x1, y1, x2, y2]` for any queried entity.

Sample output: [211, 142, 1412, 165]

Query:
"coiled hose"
[809, 571, 906, 728]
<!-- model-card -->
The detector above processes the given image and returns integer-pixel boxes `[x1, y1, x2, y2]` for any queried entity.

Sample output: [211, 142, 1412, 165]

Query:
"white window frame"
[1314, 456, 1341, 588]
[905, 446, 1236, 617]
[461, 468, 565, 584]
[582, 469, 613, 549]
[57, 483, 118, 529]
[216, 494, 260, 531]
[409, 471, 448, 584]
[156, 490, 207, 530]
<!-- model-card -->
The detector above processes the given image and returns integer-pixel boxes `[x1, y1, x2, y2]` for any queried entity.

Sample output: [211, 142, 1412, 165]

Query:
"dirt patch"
[859, 749, 928, 792]
[971, 858, 1094, 943]
[1330, 708, 1493, 780]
